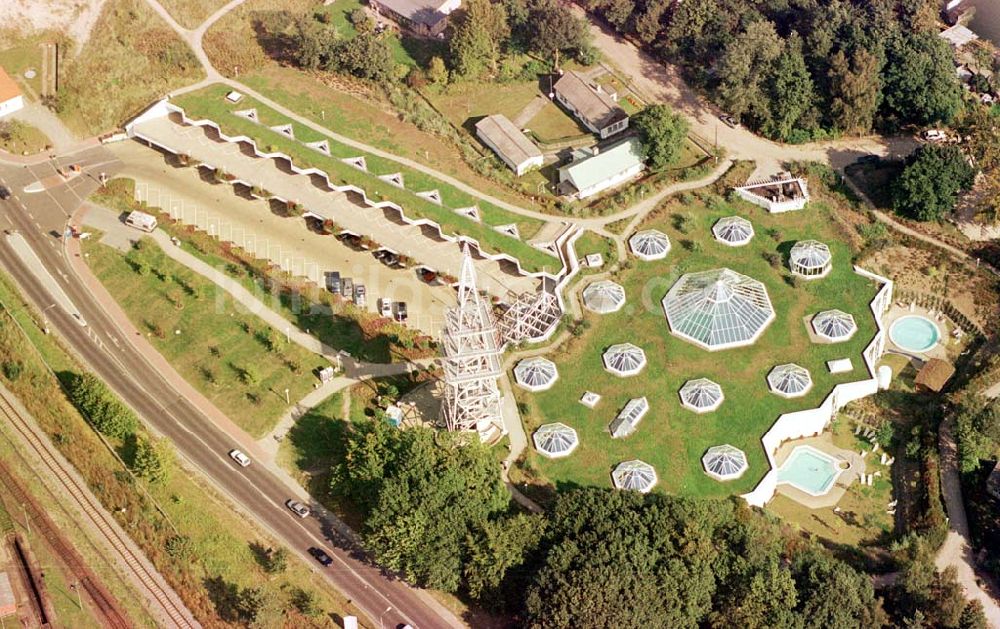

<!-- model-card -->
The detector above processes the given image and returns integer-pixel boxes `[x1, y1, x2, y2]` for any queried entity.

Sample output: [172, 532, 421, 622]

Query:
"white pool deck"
[773, 435, 865, 509]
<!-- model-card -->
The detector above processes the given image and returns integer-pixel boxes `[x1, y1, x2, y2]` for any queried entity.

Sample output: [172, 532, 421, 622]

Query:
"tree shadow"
[203, 575, 240, 622]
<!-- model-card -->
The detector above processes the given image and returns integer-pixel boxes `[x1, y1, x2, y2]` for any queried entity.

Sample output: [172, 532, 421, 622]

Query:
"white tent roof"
[702, 444, 748, 481]
[790, 240, 831, 270]
[712, 216, 754, 246]
[678, 378, 724, 413]
[602, 342, 647, 377]
[582, 280, 626, 314]
[609, 397, 649, 438]
[612, 459, 657, 493]
[812, 309, 857, 342]
[767, 363, 813, 398]
[628, 229, 671, 261]
[514, 357, 559, 392]
[662, 268, 775, 351]
[532, 422, 579, 458]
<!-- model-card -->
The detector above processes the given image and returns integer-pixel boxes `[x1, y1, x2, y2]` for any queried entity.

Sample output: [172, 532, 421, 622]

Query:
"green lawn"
[171, 84, 555, 272]
[516, 192, 881, 499]
[0, 119, 50, 155]
[572, 230, 618, 274]
[524, 101, 591, 143]
[83, 237, 328, 438]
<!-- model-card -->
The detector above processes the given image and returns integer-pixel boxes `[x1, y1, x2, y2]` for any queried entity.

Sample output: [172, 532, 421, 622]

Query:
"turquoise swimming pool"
[889, 315, 940, 353]
[777, 446, 847, 496]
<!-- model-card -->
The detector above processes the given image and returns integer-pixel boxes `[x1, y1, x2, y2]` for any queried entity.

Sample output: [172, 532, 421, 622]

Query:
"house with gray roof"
[558, 138, 645, 199]
[475, 114, 543, 176]
[370, 0, 460, 36]
[553, 70, 629, 139]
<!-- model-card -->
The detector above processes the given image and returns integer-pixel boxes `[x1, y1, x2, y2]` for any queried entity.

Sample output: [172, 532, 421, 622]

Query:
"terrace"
[513, 187, 885, 500]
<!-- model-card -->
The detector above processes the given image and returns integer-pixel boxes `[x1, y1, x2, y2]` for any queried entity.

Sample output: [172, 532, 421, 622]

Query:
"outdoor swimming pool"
[777, 446, 848, 496]
[890, 315, 940, 353]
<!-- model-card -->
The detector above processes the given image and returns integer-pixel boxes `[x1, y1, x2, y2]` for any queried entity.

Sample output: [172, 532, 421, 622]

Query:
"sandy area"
[0, 0, 107, 53]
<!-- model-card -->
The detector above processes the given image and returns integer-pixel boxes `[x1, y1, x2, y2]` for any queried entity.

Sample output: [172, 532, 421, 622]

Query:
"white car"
[286, 499, 310, 518]
[228, 449, 251, 467]
[380, 298, 393, 318]
[923, 129, 947, 142]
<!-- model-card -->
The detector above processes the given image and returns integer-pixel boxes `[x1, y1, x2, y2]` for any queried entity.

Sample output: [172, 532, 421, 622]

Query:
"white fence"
[741, 267, 894, 507]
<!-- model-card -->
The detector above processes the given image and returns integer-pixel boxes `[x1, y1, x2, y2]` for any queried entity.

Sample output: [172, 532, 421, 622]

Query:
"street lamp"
[69, 582, 82, 609]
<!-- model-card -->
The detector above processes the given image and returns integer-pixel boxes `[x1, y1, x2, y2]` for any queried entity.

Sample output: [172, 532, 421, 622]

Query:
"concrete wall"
[741, 267, 893, 507]
[0, 95, 25, 118]
[577, 163, 643, 199]
[125, 99, 564, 284]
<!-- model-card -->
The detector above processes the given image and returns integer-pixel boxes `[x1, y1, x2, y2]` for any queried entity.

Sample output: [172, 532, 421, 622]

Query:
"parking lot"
[108, 141, 458, 336]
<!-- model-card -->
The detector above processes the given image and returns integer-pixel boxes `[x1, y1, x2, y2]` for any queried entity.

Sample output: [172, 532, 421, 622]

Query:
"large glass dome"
[582, 280, 626, 314]
[532, 423, 579, 458]
[628, 229, 671, 261]
[661, 268, 775, 351]
[702, 444, 749, 481]
[812, 309, 857, 342]
[612, 459, 657, 493]
[790, 240, 832, 278]
[712, 216, 754, 246]
[513, 357, 559, 392]
[602, 343, 647, 377]
[767, 363, 813, 398]
[678, 378, 724, 413]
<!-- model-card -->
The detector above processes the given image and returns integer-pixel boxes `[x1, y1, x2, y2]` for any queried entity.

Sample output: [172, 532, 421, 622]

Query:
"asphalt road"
[0, 150, 458, 629]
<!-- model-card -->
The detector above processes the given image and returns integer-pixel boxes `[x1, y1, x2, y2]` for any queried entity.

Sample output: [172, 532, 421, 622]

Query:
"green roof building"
[558, 138, 645, 199]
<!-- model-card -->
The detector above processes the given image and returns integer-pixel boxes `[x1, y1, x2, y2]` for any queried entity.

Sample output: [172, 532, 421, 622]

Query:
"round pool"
[889, 315, 940, 353]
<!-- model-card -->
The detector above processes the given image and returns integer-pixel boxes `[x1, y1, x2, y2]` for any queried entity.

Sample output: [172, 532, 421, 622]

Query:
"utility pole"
[21, 504, 29, 535]
[70, 582, 82, 609]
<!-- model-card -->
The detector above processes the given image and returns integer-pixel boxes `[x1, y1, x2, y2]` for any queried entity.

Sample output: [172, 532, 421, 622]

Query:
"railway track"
[0, 387, 199, 628]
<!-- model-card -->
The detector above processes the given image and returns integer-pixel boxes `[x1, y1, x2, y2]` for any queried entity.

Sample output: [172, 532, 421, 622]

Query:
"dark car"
[325, 271, 341, 295]
[0, 186, 10, 200]
[855, 154, 881, 166]
[309, 547, 333, 567]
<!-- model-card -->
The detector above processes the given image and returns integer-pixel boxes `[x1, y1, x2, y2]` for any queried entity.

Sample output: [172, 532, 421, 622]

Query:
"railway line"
[0, 385, 199, 628]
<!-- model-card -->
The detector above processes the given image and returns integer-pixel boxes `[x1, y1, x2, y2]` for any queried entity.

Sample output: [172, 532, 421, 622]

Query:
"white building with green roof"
[557, 138, 645, 200]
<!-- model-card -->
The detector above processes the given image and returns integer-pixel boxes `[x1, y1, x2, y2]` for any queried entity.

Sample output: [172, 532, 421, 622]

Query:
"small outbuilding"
[915, 358, 955, 393]
[609, 396, 649, 438]
[553, 70, 629, 139]
[558, 138, 644, 200]
[790, 240, 832, 279]
[0, 66, 24, 119]
[735, 175, 809, 213]
[475, 114, 543, 176]
[369, 0, 460, 36]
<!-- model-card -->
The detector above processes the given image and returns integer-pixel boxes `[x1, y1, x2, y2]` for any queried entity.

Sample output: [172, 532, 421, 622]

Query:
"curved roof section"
[514, 357, 559, 392]
[532, 423, 579, 458]
[679, 378, 724, 413]
[582, 280, 626, 314]
[702, 444, 749, 481]
[602, 342, 647, 377]
[767, 363, 813, 398]
[790, 240, 832, 270]
[612, 459, 657, 493]
[712, 216, 754, 246]
[629, 229, 671, 261]
[812, 309, 857, 342]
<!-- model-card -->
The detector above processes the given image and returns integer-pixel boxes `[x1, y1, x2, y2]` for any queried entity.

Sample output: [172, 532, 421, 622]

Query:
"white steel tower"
[441, 245, 504, 438]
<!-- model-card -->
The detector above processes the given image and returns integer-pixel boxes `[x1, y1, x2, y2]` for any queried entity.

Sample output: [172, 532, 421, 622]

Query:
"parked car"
[418, 267, 438, 284]
[0, 186, 10, 200]
[380, 297, 393, 318]
[325, 271, 341, 295]
[720, 114, 740, 129]
[228, 449, 251, 467]
[354, 284, 366, 307]
[394, 302, 408, 322]
[923, 129, 947, 142]
[308, 547, 333, 567]
[286, 499, 310, 518]
[342, 277, 353, 301]
[855, 154, 881, 166]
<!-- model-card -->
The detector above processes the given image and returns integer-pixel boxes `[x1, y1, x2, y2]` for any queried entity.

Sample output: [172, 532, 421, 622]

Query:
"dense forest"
[580, 0, 963, 141]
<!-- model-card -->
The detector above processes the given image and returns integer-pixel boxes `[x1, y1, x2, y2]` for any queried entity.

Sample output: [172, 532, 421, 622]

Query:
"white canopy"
[602, 343, 647, 377]
[582, 280, 626, 314]
[678, 378, 724, 413]
[532, 423, 579, 458]
[812, 309, 857, 342]
[513, 357, 559, 392]
[712, 216, 754, 246]
[767, 363, 813, 398]
[628, 229, 671, 261]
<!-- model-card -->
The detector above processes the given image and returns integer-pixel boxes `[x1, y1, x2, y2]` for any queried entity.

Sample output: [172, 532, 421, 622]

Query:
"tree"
[632, 104, 690, 170]
[332, 32, 395, 82]
[261, 547, 288, 574]
[881, 32, 962, 128]
[763, 33, 817, 141]
[526, 0, 589, 65]
[716, 20, 784, 124]
[791, 551, 886, 628]
[290, 588, 320, 617]
[427, 56, 449, 85]
[464, 513, 545, 600]
[892, 144, 976, 221]
[828, 48, 882, 134]
[66, 372, 139, 439]
[334, 421, 510, 592]
[449, 0, 510, 78]
[131, 437, 172, 484]
[292, 17, 339, 70]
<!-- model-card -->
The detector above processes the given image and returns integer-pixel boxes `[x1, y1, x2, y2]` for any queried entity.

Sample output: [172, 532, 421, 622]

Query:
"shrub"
[65, 372, 139, 439]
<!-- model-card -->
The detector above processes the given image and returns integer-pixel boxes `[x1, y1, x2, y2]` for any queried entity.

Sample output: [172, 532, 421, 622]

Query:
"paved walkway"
[512, 96, 549, 128]
[257, 375, 356, 459]
[936, 413, 1000, 626]
[8, 101, 80, 153]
